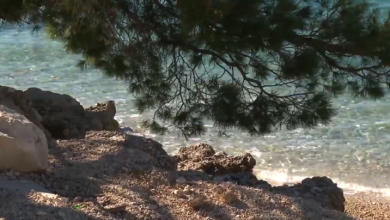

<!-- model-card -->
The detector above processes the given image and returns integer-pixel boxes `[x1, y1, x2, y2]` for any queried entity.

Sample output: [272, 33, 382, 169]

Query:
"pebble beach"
[1, 1, 390, 219]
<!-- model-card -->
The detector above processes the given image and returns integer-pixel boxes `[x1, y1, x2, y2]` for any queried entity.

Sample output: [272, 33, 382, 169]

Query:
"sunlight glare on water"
[1, 0, 390, 198]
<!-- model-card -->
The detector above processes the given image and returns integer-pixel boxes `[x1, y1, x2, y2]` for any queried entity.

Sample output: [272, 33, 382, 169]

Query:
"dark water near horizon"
[1, 0, 390, 198]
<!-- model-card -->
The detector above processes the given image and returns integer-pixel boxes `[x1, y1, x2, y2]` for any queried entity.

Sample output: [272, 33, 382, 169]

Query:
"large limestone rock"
[0, 86, 51, 145]
[174, 143, 256, 175]
[0, 105, 48, 172]
[23, 88, 120, 139]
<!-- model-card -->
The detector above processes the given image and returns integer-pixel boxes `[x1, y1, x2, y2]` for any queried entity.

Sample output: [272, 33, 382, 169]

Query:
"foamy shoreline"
[254, 169, 390, 219]
[118, 123, 390, 205]
[254, 169, 390, 200]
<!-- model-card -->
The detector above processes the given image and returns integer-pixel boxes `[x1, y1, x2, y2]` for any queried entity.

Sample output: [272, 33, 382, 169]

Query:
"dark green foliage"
[3, 0, 390, 138]
[0, 0, 42, 25]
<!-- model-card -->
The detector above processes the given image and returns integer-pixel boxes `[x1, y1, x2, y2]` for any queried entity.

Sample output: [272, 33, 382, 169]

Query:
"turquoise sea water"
[1, 1, 390, 197]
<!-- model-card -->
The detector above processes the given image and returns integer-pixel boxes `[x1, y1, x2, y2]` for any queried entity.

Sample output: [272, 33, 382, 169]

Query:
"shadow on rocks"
[0, 188, 106, 220]
[196, 202, 236, 220]
[3, 131, 177, 220]
[169, 143, 357, 219]
[2, 131, 358, 220]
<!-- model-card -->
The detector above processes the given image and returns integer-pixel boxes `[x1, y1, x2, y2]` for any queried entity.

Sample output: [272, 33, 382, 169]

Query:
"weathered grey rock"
[23, 87, 85, 139]
[176, 176, 187, 184]
[175, 143, 216, 162]
[272, 176, 346, 212]
[174, 143, 256, 175]
[0, 86, 51, 145]
[84, 101, 119, 131]
[0, 105, 48, 172]
[24, 88, 120, 139]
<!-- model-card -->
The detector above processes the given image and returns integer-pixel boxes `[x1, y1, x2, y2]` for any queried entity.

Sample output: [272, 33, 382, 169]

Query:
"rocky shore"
[0, 85, 389, 220]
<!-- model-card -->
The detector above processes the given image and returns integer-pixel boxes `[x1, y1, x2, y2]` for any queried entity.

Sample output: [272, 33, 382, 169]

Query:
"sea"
[1, 0, 390, 198]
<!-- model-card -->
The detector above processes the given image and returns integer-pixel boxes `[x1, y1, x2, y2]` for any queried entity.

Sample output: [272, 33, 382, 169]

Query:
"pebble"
[183, 185, 192, 193]
[222, 192, 239, 204]
[176, 177, 187, 184]
[106, 204, 127, 213]
[188, 195, 206, 208]
[73, 196, 83, 202]
[174, 190, 186, 197]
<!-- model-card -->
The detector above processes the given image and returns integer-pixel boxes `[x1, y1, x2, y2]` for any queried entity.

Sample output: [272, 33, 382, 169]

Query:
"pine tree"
[2, 0, 390, 138]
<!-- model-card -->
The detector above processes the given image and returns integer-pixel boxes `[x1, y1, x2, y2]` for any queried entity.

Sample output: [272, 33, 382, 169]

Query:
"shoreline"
[253, 168, 390, 201]
[117, 129, 390, 219]
[252, 169, 390, 219]
[0, 130, 389, 219]
[134, 131, 390, 201]
[2, 74, 390, 200]
[1, 85, 390, 219]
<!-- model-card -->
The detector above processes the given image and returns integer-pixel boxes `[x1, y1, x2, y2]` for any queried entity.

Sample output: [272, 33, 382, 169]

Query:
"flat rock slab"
[0, 179, 55, 197]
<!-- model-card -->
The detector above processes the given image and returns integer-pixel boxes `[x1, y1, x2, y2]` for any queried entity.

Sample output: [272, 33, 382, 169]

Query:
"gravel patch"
[345, 193, 390, 220]
[0, 131, 388, 220]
